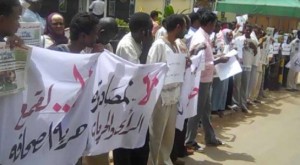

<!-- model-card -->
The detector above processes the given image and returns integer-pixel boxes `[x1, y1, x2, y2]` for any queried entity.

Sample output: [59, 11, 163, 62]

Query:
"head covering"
[44, 13, 68, 46]
[222, 28, 232, 44]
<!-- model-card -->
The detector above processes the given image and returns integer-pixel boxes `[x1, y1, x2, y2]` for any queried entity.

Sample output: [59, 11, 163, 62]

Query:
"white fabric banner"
[0, 47, 167, 164]
[0, 47, 98, 165]
[176, 54, 202, 131]
[85, 51, 167, 155]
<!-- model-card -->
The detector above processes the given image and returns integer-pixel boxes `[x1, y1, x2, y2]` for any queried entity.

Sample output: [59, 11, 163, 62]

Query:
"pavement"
[183, 90, 300, 165]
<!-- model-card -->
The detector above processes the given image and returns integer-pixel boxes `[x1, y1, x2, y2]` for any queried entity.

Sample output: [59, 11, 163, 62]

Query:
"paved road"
[184, 90, 300, 165]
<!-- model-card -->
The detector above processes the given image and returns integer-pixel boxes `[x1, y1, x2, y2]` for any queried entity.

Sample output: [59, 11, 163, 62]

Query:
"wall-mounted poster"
[59, 0, 67, 13]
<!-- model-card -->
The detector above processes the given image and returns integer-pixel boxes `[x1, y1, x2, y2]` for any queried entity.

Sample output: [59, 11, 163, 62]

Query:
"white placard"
[0, 43, 31, 96]
[272, 43, 281, 54]
[215, 56, 242, 81]
[16, 22, 42, 47]
[164, 53, 186, 85]
[282, 43, 291, 56]
[225, 49, 238, 57]
[266, 27, 275, 36]
[236, 14, 248, 31]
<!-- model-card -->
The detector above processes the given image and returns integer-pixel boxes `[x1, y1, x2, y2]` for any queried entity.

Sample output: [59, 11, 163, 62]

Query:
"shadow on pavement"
[204, 147, 255, 162]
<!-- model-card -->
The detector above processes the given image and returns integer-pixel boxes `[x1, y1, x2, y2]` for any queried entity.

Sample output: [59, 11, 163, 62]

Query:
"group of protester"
[1, 0, 300, 165]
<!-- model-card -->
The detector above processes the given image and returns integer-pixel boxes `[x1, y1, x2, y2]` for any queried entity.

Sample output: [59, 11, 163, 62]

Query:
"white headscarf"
[221, 28, 232, 45]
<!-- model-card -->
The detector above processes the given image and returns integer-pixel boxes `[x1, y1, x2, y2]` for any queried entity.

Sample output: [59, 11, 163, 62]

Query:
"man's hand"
[91, 43, 105, 53]
[6, 35, 24, 50]
[214, 56, 229, 65]
[248, 42, 257, 55]
[190, 43, 206, 55]
[185, 57, 191, 69]
[218, 56, 230, 63]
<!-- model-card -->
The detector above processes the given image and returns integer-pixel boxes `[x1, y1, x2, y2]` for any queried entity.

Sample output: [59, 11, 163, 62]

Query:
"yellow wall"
[135, 0, 192, 14]
[135, 0, 164, 13]
[170, 0, 193, 14]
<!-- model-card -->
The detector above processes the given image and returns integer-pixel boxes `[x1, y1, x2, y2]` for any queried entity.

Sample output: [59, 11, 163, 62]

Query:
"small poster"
[59, 0, 67, 12]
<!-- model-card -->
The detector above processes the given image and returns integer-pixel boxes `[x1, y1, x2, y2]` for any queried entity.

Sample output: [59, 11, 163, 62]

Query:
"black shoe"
[206, 139, 225, 146]
[218, 110, 224, 118]
[241, 108, 249, 113]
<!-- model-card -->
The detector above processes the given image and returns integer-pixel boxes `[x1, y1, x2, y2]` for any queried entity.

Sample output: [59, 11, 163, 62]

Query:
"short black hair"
[129, 12, 152, 33]
[69, 12, 99, 41]
[199, 10, 217, 26]
[99, 17, 118, 34]
[189, 12, 200, 25]
[0, 0, 20, 16]
[165, 14, 185, 32]
[150, 10, 159, 19]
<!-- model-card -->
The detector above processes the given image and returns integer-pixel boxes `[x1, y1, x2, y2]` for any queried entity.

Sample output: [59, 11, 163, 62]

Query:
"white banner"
[286, 52, 300, 72]
[85, 51, 167, 155]
[176, 54, 203, 131]
[0, 46, 98, 165]
[0, 47, 167, 164]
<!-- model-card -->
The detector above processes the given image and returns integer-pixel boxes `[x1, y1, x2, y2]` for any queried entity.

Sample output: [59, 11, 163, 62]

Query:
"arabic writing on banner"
[0, 43, 31, 96]
[85, 51, 167, 155]
[0, 46, 97, 165]
[0, 47, 167, 165]
[16, 22, 42, 47]
[176, 52, 203, 131]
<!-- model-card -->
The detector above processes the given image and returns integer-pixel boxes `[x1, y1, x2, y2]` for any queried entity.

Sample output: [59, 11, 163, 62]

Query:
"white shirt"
[155, 27, 167, 41]
[21, 9, 46, 32]
[290, 38, 300, 57]
[89, 0, 105, 16]
[234, 35, 255, 70]
[147, 38, 187, 106]
[116, 33, 141, 64]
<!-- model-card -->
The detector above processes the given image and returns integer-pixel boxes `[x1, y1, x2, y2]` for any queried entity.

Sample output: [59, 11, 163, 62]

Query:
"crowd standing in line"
[1, 0, 300, 165]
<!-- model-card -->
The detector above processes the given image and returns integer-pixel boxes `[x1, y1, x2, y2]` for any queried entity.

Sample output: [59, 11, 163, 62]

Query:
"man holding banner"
[147, 14, 189, 165]
[113, 12, 153, 165]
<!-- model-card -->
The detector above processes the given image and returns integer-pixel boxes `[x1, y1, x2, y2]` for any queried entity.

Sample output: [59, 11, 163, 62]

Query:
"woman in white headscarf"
[211, 29, 234, 117]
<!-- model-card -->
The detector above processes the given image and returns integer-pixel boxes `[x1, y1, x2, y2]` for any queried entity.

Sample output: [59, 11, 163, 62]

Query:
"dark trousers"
[171, 120, 187, 162]
[226, 77, 234, 108]
[113, 132, 149, 165]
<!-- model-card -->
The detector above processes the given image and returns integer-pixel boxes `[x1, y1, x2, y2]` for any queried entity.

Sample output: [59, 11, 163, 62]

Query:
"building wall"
[248, 15, 300, 32]
[218, 12, 300, 32]
[135, 0, 164, 13]
[135, 0, 193, 14]
[170, 0, 193, 14]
